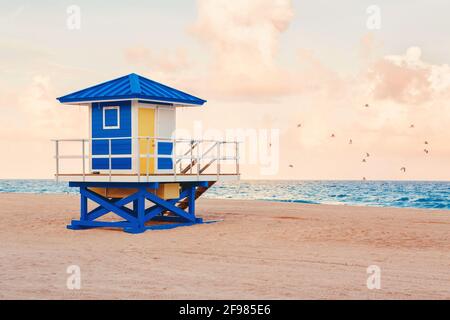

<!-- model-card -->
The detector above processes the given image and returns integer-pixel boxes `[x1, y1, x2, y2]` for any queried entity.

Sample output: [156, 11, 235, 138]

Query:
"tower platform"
[57, 173, 239, 183]
[55, 137, 240, 233]
[66, 180, 219, 234]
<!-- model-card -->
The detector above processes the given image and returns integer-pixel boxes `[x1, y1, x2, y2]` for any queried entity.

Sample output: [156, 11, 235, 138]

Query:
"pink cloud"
[365, 47, 450, 105]
[189, 0, 295, 98]
[0, 75, 87, 140]
[368, 50, 432, 104]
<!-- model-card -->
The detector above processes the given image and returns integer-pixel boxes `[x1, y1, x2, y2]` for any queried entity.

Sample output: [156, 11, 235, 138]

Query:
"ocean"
[0, 179, 449, 210]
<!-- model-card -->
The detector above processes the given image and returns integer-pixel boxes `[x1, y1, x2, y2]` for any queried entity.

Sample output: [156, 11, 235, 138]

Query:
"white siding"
[157, 107, 176, 139]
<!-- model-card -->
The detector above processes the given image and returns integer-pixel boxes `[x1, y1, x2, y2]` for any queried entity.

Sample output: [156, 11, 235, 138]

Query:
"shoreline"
[2, 178, 450, 182]
[1, 191, 448, 212]
[1, 193, 450, 299]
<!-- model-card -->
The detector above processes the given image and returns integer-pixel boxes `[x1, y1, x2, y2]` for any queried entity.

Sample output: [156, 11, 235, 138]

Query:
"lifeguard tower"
[55, 73, 240, 233]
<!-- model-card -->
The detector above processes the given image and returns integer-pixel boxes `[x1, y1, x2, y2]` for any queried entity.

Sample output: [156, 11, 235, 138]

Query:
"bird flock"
[286, 103, 431, 180]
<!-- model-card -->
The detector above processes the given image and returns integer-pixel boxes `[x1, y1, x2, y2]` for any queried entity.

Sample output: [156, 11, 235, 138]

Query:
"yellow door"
[138, 108, 155, 174]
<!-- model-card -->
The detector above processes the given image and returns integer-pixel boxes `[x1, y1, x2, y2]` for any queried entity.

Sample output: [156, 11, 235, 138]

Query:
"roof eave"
[57, 94, 206, 106]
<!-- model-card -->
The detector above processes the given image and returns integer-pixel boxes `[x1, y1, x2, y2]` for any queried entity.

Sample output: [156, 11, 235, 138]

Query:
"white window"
[103, 106, 120, 130]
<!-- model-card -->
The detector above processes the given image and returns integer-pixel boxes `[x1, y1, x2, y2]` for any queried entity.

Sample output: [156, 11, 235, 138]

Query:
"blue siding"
[92, 101, 132, 170]
[92, 139, 132, 155]
[92, 158, 132, 170]
[158, 158, 174, 170]
[92, 101, 132, 138]
[157, 142, 173, 170]
[158, 142, 173, 155]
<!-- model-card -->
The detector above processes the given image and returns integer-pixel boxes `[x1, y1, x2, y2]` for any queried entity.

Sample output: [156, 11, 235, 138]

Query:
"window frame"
[102, 106, 120, 130]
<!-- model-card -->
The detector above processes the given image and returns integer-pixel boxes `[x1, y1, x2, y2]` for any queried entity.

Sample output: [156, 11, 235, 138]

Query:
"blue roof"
[57, 73, 206, 105]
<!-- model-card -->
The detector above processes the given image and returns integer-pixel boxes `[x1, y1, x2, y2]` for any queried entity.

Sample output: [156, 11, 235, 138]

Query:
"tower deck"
[57, 173, 239, 183]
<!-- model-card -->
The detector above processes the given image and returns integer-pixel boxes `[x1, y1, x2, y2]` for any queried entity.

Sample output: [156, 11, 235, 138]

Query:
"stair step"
[161, 182, 216, 213]
[199, 161, 214, 174]
[180, 160, 197, 174]
[177, 182, 216, 210]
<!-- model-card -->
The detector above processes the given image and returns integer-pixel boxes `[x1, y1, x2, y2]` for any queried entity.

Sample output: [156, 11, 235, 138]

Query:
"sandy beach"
[1, 193, 450, 300]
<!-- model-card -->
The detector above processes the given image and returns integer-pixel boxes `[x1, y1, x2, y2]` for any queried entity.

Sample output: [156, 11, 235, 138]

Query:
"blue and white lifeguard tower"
[55, 73, 239, 233]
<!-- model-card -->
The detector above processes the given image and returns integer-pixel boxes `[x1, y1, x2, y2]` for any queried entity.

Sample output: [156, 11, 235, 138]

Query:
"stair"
[178, 142, 198, 174]
[199, 158, 216, 174]
[180, 159, 197, 174]
[177, 181, 216, 210]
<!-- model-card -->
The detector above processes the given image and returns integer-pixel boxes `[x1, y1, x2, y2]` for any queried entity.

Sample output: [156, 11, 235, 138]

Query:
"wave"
[271, 199, 319, 205]
[1, 179, 449, 211]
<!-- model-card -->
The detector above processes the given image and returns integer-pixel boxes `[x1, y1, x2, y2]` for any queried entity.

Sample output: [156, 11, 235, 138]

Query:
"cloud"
[295, 48, 347, 99]
[366, 47, 450, 104]
[190, 0, 294, 98]
[0, 75, 88, 178]
[0, 75, 87, 140]
[124, 46, 201, 94]
[359, 32, 383, 62]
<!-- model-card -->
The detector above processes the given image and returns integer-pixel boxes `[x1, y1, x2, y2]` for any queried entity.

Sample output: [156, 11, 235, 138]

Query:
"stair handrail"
[178, 140, 199, 174]
[198, 141, 220, 174]
[176, 140, 198, 165]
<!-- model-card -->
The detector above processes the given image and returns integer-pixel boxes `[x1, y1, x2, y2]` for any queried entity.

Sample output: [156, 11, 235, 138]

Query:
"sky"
[0, 0, 450, 180]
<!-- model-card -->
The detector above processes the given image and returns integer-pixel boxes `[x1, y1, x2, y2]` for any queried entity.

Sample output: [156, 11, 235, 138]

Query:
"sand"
[1, 193, 450, 300]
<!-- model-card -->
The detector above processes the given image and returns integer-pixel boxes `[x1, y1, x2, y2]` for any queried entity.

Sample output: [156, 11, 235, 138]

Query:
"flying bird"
[410, 124, 415, 128]
[365, 152, 370, 157]
[331, 134, 335, 138]
[362, 177, 367, 181]
[364, 104, 369, 108]
[289, 164, 294, 168]
[297, 124, 302, 128]
[424, 149, 429, 154]
[362, 159, 367, 163]
[349, 139, 353, 145]
[400, 167, 406, 172]
[424, 141, 429, 145]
